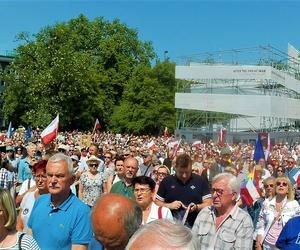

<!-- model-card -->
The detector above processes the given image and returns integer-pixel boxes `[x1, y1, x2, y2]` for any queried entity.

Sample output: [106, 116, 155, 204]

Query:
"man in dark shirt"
[155, 153, 212, 228]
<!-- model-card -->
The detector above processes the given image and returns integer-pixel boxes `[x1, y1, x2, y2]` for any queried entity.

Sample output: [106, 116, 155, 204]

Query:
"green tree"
[110, 61, 176, 134]
[2, 15, 155, 129]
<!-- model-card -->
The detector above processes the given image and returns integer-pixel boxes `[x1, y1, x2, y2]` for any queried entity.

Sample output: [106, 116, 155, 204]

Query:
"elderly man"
[126, 219, 199, 250]
[110, 157, 138, 199]
[192, 173, 254, 250]
[91, 193, 142, 250]
[28, 153, 92, 250]
[156, 153, 212, 228]
[285, 157, 300, 186]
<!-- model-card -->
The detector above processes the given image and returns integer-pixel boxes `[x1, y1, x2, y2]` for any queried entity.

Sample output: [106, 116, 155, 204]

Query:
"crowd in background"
[1, 128, 300, 249]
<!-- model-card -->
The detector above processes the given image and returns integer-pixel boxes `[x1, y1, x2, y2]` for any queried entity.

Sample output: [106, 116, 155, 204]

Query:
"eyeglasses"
[277, 169, 284, 172]
[89, 164, 98, 168]
[211, 188, 224, 196]
[157, 172, 167, 177]
[264, 184, 274, 188]
[58, 149, 66, 153]
[133, 188, 151, 194]
[276, 181, 288, 187]
[287, 161, 294, 164]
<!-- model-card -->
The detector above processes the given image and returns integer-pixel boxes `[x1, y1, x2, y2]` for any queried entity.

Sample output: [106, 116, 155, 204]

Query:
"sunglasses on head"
[276, 181, 288, 187]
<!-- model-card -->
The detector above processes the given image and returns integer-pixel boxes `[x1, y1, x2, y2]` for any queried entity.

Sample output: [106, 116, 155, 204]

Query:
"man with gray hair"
[126, 219, 199, 250]
[28, 153, 92, 250]
[192, 173, 254, 250]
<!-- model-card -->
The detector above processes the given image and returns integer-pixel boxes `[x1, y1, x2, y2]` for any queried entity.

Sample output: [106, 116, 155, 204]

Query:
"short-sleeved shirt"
[276, 215, 300, 250]
[156, 173, 211, 227]
[0, 232, 40, 250]
[28, 192, 92, 250]
[110, 180, 135, 200]
[192, 205, 254, 250]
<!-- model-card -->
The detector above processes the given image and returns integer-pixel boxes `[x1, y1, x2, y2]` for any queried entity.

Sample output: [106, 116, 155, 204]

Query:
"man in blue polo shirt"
[156, 153, 212, 228]
[28, 153, 92, 250]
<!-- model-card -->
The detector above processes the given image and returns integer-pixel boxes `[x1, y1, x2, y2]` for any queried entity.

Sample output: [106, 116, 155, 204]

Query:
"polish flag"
[41, 115, 59, 145]
[147, 140, 156, 151]
[192, 140, 202, 148]
[217, 128, 227, 146]
[93, 118, 101, 133]
[163, 127, 169, 137]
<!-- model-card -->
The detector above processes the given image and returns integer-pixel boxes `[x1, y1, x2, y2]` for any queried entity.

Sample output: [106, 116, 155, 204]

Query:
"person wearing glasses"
[256, 176, 300, 250]
[192, 173, 254, 249]
[285, 157, 300, 186]
[275, 166, 285, 178]
[78, 155, 104, 207]
[16, 160, 48, 232]
[132, 176, 173, 225]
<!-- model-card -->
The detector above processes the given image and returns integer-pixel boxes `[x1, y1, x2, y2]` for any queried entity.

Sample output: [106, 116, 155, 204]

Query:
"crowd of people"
[0, 128, 300, 249]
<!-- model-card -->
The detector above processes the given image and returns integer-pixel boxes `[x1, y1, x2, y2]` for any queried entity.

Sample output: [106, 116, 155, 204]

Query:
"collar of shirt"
[48, 192, 75, 211]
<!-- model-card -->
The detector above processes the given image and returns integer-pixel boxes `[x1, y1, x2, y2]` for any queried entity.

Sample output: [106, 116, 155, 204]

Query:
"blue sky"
[1, 1, 300, 64]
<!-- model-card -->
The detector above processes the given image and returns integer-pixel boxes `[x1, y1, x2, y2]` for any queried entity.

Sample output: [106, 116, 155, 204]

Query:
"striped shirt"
[192, 205, 254, 250]
[0, 232, 40, 250]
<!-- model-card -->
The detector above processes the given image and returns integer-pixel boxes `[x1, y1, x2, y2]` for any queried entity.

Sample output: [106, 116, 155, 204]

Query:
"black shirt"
[156, 173, 211, 227]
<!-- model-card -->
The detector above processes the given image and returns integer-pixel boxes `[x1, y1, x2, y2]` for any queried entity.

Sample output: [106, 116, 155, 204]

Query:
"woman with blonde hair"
[256, 176, 300, 250]
[0, 189, 39, 249]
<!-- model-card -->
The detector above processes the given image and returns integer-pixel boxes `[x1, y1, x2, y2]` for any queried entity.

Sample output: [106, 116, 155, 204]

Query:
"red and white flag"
[192, 140, 202, 148]
[93, 118, 101, 133]
[163, 127, 169, 137]
[217, 128, 227, 146]
[147, 140, 156, 151]
[41, 115, 59, 145]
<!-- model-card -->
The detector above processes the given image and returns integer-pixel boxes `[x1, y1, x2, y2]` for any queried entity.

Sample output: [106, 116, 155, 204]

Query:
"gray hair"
[126, 219, 199, 250]
[212, 173, 240, 194]
[124, 202, 143, 240]
[46, 153, 74, 176]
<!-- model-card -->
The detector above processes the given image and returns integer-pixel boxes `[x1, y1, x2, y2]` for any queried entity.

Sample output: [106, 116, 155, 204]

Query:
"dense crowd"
[0, 128, 300, 249]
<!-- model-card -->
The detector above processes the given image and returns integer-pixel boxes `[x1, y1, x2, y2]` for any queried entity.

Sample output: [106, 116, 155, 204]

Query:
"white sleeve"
[162, 207, 174, 221]
[18, 180, 28, 195]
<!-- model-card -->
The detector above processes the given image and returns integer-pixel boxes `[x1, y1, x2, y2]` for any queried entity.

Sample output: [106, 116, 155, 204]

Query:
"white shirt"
[20, 190, 37, 232]
[144, 202, 173, 225]
[18, 178, 36, 195]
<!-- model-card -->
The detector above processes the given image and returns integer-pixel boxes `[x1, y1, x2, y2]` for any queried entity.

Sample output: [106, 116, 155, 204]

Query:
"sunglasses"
[276, 181, 288, 187]
[287, 161, 294, 164]
[264, 184, 274, 188]
[89, 163, 98, 168]
[277, 169, 284, 172]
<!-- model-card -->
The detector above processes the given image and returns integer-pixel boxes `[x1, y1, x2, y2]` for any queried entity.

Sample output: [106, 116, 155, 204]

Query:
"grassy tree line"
[0, 15, 176, 135]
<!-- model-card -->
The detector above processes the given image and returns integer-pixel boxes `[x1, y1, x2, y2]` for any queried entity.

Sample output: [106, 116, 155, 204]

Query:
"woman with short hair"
[132, 176, 173, 225]
[0, 189, 40, 249]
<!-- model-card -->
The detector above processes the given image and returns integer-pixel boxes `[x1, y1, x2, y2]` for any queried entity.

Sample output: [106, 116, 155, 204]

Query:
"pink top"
[264, 211, 283, 245]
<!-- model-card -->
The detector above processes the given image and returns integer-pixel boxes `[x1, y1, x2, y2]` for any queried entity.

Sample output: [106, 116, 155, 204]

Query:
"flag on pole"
[253, 134, 265, 164]
[240, 168, 262, 206]
[163, 127, 169, 137]
[41, 115, 59, 145]
[192, 140, 202, 148]
[217, 128, 227, 146]
[25, 127, 32, 145]
[93, 118, 101, 134]
[147, 140, 156, 151]
[7, 122, 13, 139]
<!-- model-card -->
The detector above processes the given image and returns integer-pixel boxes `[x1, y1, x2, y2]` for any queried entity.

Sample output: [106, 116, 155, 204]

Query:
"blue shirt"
[28, 193, 92, 250]
[18, 157, 32, 183]
[88, 237, 104, 250]
[276, 216, 300, 250]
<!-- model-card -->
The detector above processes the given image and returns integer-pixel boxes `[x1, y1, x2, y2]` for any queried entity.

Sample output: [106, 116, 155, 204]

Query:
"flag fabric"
[163, 127, 169, 137]
[93, 118, 101, 133]
[253, 134, 265, 164]
[147, 140, 156, 151]
[217, 128, 227, 146]
[25, 127, 32, 145]
[192, 140, 202, 148]
[240, 168, 262, 206]
[41, 115, 59, 145]
[7, 122, 13, 139]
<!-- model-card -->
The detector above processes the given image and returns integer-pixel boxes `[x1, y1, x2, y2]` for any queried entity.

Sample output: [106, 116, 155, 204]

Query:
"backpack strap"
[158, 206, 162, 219]
[27, 178, 31, 190]
[19, 233, 25, 250]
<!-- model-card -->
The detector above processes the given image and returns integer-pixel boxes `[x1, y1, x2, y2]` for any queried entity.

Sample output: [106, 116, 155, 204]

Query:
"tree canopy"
[1, 15, 176, 134]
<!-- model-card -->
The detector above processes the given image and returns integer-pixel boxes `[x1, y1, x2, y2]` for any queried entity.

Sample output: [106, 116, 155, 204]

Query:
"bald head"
[92, 194, 142, 250]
